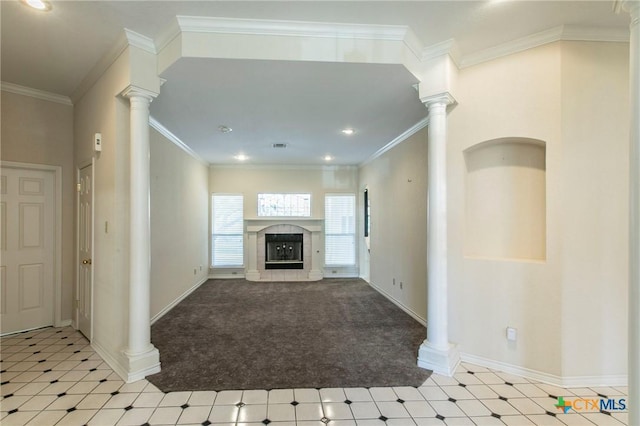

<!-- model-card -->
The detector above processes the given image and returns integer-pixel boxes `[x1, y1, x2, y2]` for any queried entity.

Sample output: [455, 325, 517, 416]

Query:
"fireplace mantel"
[245, 218, 323, 233]
[245, 218, 324, 281]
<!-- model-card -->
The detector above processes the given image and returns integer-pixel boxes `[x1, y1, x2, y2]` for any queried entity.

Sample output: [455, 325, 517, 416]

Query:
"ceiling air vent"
[272, 143, 288, 149]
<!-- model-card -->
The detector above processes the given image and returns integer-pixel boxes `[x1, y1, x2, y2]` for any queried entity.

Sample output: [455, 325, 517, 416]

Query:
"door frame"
[1, 160, 64, 331]
[75, 159, 95, 340]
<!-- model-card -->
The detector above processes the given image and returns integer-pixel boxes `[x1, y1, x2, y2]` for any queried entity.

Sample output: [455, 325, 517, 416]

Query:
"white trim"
[149, 117, 209, 166]
[71, 30, 129, 103]
[58, 319, 72, 328]
[125, 362, 161, 383]
[422, 39, 461, 66]
[211, 163, 358, 171]
[367, 279, 426, 326]
[150, 277, 208, 324]
[1, 82, 72, 106]
[71, 28, 155, 104]
[177, 15, 412, 41]
[124, 28, 156, 54]
[461, 352, 629, 388]
[460, 24, 629, 68]
[1, 161, 65, 330]
[360, 117, 429, 166]
[156, 16, 422, 61]
[208, 273, 246, 279]
[1, 325, 53, 337]
[92, 339, 129, 382]
[75, 159, 95, 341]
[93, 340, 160, 383]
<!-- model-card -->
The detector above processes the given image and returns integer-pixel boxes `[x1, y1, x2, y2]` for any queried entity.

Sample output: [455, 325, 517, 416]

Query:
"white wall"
[447, 40, 629, 383]
[209, 165, 358, 277]
[150, 128, 209, 319]
[1, 91, 74, 322]
[358, 128, 428, 323]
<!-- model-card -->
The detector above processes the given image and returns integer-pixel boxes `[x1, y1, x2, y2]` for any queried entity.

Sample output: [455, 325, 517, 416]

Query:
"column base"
[417, 340, 460, 377]
[246, 270, 261, 281]
[308, 269, 323, 281]
[123, 345, 161, 383]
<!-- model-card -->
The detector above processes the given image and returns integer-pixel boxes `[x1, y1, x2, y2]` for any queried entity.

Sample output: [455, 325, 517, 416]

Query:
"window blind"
[212, 194, 244, 267]
[325, 194, 356, 266]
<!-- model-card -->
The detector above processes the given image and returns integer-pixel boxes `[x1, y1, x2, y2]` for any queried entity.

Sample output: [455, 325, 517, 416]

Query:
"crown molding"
[422, 39, 461, 67]
[210, 163, 358, 171]
[360, 116, 429, 167]
[124, 28, 157, 54]
[460, 24, 629, 68]
[149, 116, 209, 166]
[1, 81, 72, 106]
[156, 16, 422, 60]
[71, 29, 156, 104]
[560, 25, 630, 42]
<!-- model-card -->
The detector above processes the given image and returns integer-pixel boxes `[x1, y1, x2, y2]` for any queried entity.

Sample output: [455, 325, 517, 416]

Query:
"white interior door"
[78, 164, 93, 339]
[1, 166, 55, 334]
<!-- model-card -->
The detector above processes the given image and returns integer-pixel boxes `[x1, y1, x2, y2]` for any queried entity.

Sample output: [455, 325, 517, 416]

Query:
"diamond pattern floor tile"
[0, 327, 630, 426]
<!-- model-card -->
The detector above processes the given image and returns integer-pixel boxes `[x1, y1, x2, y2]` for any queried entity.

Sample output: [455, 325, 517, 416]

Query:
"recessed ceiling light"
[21, 0, 52, 11]
[324, 155, 333, 161]
[234, 154, 248, 161]
[218, 125, 232, 133]
[341, 128, 355, 135]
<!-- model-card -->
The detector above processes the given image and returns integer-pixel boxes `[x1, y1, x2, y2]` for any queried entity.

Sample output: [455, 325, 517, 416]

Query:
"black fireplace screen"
[265, 233, 303, 269]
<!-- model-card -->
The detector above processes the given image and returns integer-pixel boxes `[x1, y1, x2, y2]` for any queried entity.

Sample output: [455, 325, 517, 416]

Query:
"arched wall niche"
[464, 137, 547, 261]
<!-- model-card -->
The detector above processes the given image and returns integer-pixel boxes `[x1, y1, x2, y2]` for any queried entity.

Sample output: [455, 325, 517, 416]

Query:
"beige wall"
[558, 41, 629, 379]
[150, 128, 209, 318]
[358, 128, 428, 323]
[1, 91, 75, 322]
[446, 40, 628, 381]
[74, 48, 135, 371]
[209, 165, 358, 275]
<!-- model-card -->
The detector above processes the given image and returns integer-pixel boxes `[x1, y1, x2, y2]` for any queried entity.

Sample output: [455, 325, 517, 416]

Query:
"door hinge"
[76, 183, 81, 192]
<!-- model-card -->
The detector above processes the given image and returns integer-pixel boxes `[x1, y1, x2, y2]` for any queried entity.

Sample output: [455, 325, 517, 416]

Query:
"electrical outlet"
[506, 327, 517, 342]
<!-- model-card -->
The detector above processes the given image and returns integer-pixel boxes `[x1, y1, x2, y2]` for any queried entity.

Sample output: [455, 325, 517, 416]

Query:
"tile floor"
[0, 327, 629, 426]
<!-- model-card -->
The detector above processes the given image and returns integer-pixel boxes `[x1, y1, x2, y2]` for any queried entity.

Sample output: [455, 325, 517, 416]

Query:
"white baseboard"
[209, 273, 246, 279]
[92, 339, 129, 382]
[151, 277, 208, 325]
[367, 280, 426, 326]
[56, 319, 72, 328]
[461, 352, 628, 388]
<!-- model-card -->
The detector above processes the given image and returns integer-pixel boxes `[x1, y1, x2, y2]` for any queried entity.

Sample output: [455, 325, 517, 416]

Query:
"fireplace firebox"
[265, 233, 303, 269]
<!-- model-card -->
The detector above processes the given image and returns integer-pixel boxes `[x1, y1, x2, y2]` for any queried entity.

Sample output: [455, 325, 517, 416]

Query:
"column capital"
[121, 85, 158, 101]
[420, 92, 457, 109]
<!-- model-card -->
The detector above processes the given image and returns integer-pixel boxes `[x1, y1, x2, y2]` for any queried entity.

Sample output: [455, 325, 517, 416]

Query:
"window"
[258, 193, 311, 217]
[212, 194, 244, 267]
[325, 194, 356, 266]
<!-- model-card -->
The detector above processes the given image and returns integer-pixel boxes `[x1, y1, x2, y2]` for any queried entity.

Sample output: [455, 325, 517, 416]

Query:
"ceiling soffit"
[155, 16, 424, 80]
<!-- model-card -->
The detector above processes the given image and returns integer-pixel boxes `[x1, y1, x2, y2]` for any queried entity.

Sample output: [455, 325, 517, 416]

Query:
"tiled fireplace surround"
[245, 219, 324, 281]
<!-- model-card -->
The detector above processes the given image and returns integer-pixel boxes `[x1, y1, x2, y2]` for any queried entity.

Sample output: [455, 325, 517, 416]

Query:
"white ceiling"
[0, 1, 630, 165]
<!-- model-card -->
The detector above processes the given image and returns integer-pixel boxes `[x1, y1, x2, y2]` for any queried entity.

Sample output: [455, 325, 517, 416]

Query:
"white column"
[122, 86, 160, 382]
[623, 1, 640, 424]
[417, 93, 460, 376]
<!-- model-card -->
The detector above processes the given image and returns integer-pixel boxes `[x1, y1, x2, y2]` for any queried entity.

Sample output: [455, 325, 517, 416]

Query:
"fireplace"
[265, 233, 303, 269]
[245, 220, 322, 281]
